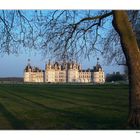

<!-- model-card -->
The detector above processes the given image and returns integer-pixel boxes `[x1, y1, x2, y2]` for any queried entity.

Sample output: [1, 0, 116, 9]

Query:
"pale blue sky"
[0, 51, 124, 77]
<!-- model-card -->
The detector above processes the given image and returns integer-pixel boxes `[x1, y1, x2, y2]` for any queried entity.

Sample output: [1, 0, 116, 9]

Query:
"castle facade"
[24, 59, 105, 83]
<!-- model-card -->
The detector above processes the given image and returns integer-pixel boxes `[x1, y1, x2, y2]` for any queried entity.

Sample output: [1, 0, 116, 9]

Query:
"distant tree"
[106, 72, 126, 82]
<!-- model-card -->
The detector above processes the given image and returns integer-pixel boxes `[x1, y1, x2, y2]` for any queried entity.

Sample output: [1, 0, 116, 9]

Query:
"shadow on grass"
[0, 103, 27, 129]
[2, 88, 127, 129]
[2, 89, 98, 129]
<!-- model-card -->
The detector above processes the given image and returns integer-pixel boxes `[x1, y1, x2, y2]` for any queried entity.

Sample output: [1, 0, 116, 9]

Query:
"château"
[24, 59, 105, 83]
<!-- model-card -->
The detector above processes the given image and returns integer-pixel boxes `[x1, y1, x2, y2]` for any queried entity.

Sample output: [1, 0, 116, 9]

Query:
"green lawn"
[0, 84, 129, 130]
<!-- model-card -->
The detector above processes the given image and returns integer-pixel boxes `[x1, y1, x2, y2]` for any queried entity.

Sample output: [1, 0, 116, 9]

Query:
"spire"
[28, 58, 31, 66]
[97, 58, 99, 65]
[48, 59, 51, 65]
[25, 58, 32, 71]
[94, 57, 102, 71]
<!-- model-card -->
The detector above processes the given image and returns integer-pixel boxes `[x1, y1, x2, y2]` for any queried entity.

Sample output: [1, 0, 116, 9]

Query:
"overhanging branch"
[75, 11, 113, 26]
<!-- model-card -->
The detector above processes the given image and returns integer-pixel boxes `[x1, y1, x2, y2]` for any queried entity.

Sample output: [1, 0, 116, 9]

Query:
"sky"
[0, 51, 124, 77]
[0, 10, 125, 77]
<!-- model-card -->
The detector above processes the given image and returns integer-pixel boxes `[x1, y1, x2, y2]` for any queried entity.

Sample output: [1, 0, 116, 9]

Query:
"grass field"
[0, 84, 129, 130]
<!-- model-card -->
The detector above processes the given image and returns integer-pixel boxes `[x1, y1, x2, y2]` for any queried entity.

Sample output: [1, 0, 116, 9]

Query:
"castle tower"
[68, 61, 79, 82]
[24, 59, 44, 83]
[45, 59, 55, 82]
[24, 59, 32, 82]
[93, 58, 105, 83]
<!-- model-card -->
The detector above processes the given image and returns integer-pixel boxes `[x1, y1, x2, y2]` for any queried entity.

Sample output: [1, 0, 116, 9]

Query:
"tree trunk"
[112, 10, 140, 128]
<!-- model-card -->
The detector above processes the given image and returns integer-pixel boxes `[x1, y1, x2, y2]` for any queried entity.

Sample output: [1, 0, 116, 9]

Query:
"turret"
[93, 58, 105, 83]
[93, 58, 102, 72]
[24, 59, 32, 72]
[46, 59, 52, 70]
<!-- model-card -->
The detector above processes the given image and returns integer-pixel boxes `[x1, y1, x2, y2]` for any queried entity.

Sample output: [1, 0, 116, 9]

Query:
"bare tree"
[113, 11, 140, 128]
[0, 10, 40, 55]
[37, 10, 140, 128]
[103, 11, 140, 66]
[38, 11, 113, 61]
